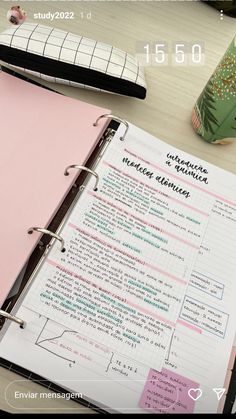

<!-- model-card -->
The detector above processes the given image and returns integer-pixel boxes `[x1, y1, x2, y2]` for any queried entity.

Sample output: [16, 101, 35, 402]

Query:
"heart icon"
[188, 388, 202, 401]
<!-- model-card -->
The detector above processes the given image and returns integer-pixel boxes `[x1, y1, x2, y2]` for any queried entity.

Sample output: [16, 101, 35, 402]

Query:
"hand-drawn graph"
[35, 317, 143, 384]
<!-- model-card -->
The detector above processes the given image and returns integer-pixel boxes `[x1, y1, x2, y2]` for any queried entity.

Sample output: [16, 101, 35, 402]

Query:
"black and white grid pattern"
[0, 22, 146, 92]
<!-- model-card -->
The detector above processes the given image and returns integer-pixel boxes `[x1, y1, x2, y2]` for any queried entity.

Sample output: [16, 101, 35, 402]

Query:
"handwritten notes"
[21, 123, 212, 371]
[139, 368, 198, 413]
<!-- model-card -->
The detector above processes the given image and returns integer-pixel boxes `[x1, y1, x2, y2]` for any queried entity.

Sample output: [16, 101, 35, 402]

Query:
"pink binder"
[0, 71, 109, 307]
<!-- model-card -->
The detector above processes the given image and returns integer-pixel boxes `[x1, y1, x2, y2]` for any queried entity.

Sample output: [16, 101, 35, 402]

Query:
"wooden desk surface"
[0, 1, 235, 413]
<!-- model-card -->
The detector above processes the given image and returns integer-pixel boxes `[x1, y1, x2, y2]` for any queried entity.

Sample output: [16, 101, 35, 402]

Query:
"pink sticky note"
[139, 368, 199, 414]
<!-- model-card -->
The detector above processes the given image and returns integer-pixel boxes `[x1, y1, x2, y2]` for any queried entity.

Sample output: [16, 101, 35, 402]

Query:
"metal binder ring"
[0, 310, 26, 329]
[93, 114, 129, 142]
[27, 227, 65, 252]
[64, 165, 99, 191]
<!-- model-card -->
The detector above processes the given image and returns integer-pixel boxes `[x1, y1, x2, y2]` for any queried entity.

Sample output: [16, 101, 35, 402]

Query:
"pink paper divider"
[0, 71, 110, 307]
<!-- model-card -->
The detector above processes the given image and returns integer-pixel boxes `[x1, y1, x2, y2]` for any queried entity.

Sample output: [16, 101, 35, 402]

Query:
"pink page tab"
[139, 368, 199, 413]
[0, 71, 110, 307]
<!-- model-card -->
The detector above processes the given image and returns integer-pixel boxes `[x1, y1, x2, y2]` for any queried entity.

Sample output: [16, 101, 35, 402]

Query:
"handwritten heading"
[166, 153, 209, 185]
[122, 157, 190, 198]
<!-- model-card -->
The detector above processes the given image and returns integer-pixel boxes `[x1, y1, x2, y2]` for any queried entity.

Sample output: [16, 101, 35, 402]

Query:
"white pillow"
[0, 22, 147, 99]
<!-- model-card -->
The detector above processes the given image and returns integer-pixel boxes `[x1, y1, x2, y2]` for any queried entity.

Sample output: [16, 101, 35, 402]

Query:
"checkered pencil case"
[0, 22, 147, 99]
